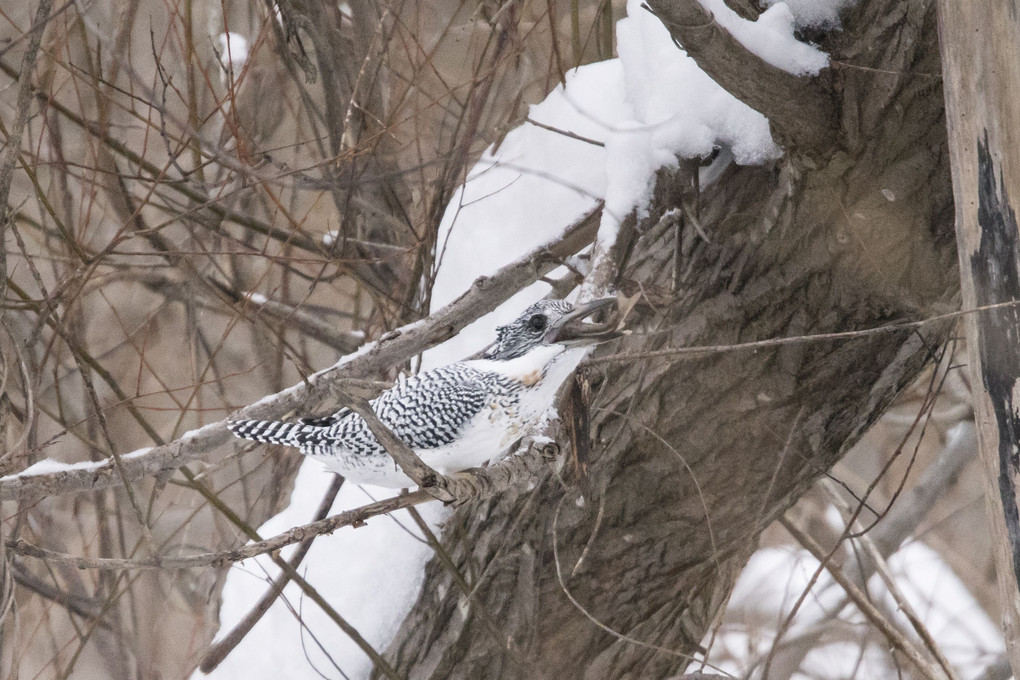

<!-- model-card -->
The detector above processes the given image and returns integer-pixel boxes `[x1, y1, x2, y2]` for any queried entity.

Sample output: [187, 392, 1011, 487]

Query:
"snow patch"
[207, 464, 445, 679]
[17, 458, 75, 476]
[697, 0, 829, 75]
[763, 0, 855, 28]
[719, 541, 1004, 677]
[216, 32, 249, 76]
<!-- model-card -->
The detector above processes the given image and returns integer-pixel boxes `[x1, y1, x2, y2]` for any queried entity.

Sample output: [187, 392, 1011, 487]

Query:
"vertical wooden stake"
[939, 1, 1020, 673]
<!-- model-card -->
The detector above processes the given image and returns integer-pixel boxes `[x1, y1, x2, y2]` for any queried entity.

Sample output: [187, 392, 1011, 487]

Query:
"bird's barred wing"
[367, 367, 494, 450]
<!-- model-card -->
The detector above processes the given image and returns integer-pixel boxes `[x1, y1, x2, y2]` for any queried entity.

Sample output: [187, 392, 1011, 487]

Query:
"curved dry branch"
[644, 0, 837, 152]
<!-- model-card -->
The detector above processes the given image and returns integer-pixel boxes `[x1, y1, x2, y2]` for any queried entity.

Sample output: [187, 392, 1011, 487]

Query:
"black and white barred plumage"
[228, 298, 613, 487]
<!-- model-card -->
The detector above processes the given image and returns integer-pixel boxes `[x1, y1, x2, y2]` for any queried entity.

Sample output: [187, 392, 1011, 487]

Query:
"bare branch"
[7, 441, 556, 570]
[198, 476, 345, 674]
[341, 394, 456, 502]
[0, 0, 53, 307]
[0, 204, 600, 501]
[781, 516, 954, 680]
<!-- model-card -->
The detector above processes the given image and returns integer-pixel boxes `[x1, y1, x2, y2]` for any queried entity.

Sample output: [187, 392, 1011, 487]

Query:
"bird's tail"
[228, 419, 313, 447]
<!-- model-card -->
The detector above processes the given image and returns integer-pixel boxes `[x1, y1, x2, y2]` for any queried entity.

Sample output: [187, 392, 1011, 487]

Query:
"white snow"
[698, 0, 829, 75]
[763, 0, 854, 28]
[0, 447, 155, 482]
[427, 0, 791, 366]
[715, 541, 1004, 678]
[204, 2, 858, 678]
[216, 32, 249, 73]
[208, 465, 444, 679]
[15, 458, 75, 476]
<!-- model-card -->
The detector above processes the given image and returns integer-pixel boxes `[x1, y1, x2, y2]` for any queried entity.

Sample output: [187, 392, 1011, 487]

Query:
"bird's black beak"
[545, 297, 621, 345]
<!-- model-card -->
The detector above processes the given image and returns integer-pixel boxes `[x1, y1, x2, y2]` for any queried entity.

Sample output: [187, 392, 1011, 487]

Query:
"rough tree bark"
[380, 1, 958, 678]
[939, 0, 1020, 675]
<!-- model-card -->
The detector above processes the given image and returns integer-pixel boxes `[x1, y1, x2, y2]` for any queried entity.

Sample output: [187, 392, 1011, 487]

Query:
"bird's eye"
[528, 314, 547, 332]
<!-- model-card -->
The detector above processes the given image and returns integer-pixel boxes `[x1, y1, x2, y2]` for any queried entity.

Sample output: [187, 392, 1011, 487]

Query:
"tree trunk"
[380, 0, 958, 677]
[939, 0, 1020, 674]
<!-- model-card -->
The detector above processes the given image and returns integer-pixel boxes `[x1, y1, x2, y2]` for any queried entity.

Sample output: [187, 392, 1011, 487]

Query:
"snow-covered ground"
[203, 2, 1000, 679]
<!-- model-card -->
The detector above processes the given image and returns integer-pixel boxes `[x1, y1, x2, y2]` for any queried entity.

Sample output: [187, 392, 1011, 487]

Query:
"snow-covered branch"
[6, 439, 558, 570]
[645, 0, 836, 152]
[0, 205, 601, 502]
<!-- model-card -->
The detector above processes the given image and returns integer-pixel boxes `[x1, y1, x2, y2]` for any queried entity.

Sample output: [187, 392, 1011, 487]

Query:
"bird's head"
[485, 298, 619, 360]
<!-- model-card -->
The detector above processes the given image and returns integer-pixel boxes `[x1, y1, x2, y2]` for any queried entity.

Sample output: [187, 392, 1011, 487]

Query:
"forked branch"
[644, 0, 837, 152]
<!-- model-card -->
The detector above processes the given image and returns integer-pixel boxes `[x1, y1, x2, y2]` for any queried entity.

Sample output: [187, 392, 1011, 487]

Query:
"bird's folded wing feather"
[368, 367, 495, 449]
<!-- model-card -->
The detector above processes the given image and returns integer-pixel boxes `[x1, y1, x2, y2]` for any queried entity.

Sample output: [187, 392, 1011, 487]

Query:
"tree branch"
[7, 441, 557, 570]
[341, 394, 456, 501]
[198, 476, 345, 674]
[0, 0, 53, 314]
[781, 516, 955, 680]
[0, 204, 600, 501]
[644, 0, 836, 152]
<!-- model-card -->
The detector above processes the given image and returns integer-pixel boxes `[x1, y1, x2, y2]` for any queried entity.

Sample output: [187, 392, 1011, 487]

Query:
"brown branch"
[0, 0, 53, 310]
[9, 560, 106, 625]
[6, 440, 556, 570]
[643, 0, 836, 152]
[781, 516, 954, 680]
[584, 299, 1020, 366]
[0, 203, 600, 501]
[344, 391, 562, 503]
[198, 476, 345, 674]
[341, 394, 456, 501]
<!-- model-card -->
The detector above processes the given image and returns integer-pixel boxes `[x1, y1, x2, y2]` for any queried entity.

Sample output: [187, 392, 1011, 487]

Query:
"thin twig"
[404, 506, 529, 669]
[584, 300, 1016, 365]
[0, 0, 54, 314]
[341, 394, 456, 501]
[820, 480, 960, 680]
[7, 441, 555, 571]
[198, 476, 345, 674]
[550, 496, 734, 675]
[524, 117, 605, 147]
[780, 516, 952, 680]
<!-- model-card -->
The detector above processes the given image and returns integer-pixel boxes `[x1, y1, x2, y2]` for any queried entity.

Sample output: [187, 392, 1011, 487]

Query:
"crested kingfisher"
[228, 298, 617, 487]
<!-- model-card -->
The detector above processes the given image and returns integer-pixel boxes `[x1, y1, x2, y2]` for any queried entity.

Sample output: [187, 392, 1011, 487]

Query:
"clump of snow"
[763, 0, 855, 29]
[216, 32, 249, 72]
[698, 0, 829, 75]
[428, 0, 807, 363]
[242, 291, 268, 305]
[17, 458, 75, 476]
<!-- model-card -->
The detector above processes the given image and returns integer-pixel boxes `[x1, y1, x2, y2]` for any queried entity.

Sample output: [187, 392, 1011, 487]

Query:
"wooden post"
[938, 1, 1020, 673]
